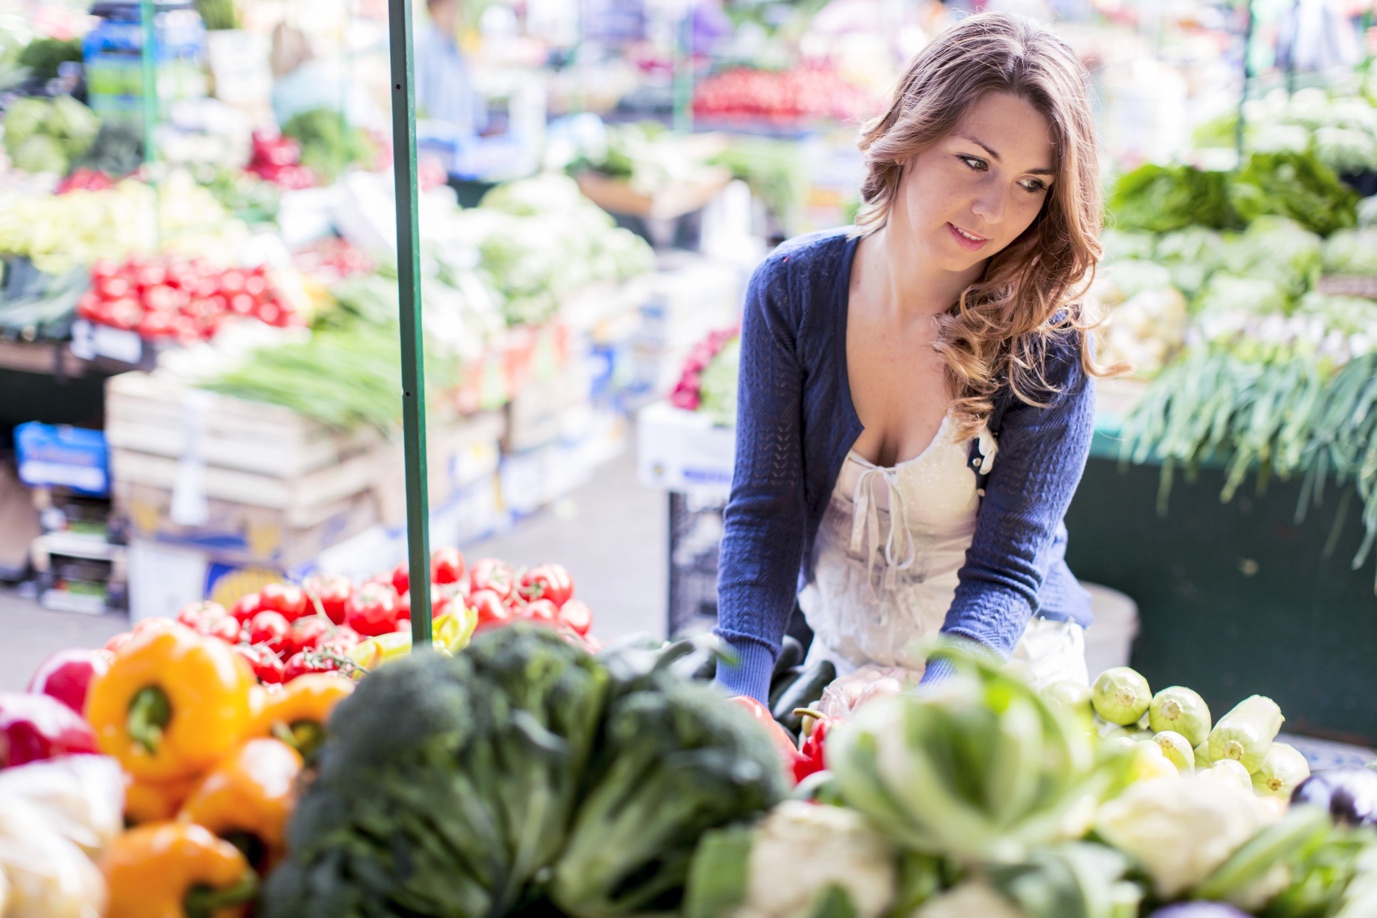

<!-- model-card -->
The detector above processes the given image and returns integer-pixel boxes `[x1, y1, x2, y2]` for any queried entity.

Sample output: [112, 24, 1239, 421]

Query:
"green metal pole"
[140, 0, 160, 249]
[387, 0, 433, 649]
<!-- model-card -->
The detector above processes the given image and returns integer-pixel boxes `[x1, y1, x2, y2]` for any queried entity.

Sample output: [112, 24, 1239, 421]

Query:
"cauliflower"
[909, 880, 1027, 918]
[1095, 774, 1275, 899]
[731, 801, 898, 918]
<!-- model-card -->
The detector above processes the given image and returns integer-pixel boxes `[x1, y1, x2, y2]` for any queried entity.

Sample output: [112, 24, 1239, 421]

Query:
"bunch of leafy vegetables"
[261, 625, 786, 918]
[1108, 163, 1239, 234]
[281, 108, 375, 184]
[16, 37, 82, 82]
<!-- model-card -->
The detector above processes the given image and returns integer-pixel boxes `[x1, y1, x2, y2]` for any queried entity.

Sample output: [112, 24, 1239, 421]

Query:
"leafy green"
[2, 95, 98, 175]
[1220, 217, 1323, 300]
[1323, 229, 1377, 275]
[1229, 151, 1359, 237]
[16, 37, 82, 82]
[281, 108, 375, 184]
[1109, 163, 1239, 234]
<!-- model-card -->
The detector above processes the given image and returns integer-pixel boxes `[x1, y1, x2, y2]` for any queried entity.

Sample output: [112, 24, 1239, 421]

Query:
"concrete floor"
[0, 445, 669, 690]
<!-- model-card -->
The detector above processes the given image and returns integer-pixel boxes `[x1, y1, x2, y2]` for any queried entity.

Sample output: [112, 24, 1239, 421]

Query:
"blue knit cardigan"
[714, 229, 1096, 702]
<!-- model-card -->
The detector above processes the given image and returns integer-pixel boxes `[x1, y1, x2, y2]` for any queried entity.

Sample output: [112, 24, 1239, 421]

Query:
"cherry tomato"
[344, 582, 400, 637]
[259, 583, 309, 622]
[301, 574, 352, 625]
[195, 614, 241, 644]
[469, 559, 515, 604]
[247, 611, 292, 656]
[431, 547, 466, 585]
[230, 593, 262, 624]
[522, 599, 560, 627]
[519, 564, 574, 607]
[391, 560, 410, 597]
[175, 601, 227, 629]
[557, 599, 593, 637]
[318, 625, 362, 654]
[282, 650, 353, 682]
[469, 589, 513, 633]
[234, 643, 285, 685]
[288, 616, 334, 656]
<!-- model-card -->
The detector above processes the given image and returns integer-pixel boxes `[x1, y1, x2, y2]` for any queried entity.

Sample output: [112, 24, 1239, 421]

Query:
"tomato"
[255, 299, 285, 326]
[282, 650, 352, 682]
[230, 593, 262, 624]
[519, 564, 573, 607]
[137, 309, 177, 339]
[259, 583, 309, 622]
[220, 270, 246, 295]
[318, 625, 362, 654]
[104, 297, 143, 330]
[391, 560, 410, 597]
[469, 589, 512, 633]
[136, 262, 168, 289]
[175, 601, 227, 629]
[344, 582, 400, 637]
[195, 615, 241, 643]
[302, 574, 352, 624]
[469, 559, 515, 604]
[103, 632, 133, 654]
[229, 293, 255, 316]
[557, 599, 593, 637]
[288, 616, 333, 655]
[96, 274, 131, 300]
[430, 547, 466, 585]
[522, 599, 560, 627]
[234, 644, 285, 685]
[247, 611, 292, 656]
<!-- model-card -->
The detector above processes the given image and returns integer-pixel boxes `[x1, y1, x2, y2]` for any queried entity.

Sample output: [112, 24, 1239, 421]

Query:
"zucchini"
[772, 659, 838, 733]
[1208, 695, 1284, 774]
[769, 666, 801, 710]
[773, 635, 804, 678]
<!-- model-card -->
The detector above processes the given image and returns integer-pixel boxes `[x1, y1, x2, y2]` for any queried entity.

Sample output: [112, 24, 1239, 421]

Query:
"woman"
[714, 13, 1115, 706]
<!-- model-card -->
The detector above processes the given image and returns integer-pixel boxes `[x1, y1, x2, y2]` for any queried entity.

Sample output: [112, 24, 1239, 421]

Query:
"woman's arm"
[926, 333, 1095, 683]
[713, 256, 809, 703]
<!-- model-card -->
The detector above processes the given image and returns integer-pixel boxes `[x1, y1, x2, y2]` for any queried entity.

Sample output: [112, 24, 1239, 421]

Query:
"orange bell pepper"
[102, 821, 258, 918]
[87, 623, 255, 781]
[179, 738, 303, 871]
[250, 673, 353, 763]
[126, 772, 199, 825]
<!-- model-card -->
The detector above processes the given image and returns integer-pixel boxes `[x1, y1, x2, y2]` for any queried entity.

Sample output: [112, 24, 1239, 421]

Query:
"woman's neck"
[862, 223, 985, 320]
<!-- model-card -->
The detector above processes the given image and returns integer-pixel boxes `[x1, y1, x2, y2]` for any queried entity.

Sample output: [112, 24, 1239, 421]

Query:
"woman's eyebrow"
[955, 132, 1056, 176]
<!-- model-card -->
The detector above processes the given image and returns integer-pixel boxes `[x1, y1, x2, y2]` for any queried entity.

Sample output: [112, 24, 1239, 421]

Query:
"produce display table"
[1068, 382, 1377, 746]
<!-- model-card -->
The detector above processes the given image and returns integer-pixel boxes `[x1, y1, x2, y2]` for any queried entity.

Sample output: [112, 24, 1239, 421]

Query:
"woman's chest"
[844, 307, 952, 468]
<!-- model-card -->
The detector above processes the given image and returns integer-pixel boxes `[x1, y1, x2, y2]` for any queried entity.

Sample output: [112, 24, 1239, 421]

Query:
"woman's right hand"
[815, 666, 913, 720]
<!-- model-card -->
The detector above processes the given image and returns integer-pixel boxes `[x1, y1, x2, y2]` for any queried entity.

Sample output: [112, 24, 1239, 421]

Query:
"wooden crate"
[105, 371, 382, 480]
[1317, 275, 1377, 299]
[574, 167, 733, 221]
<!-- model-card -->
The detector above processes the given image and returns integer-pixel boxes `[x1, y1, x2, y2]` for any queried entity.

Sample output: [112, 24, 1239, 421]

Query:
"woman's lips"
[947, 223, 989, 251]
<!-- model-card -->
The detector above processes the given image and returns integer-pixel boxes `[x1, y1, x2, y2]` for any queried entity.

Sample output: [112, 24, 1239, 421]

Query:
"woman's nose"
[971, 186, 1006, 225]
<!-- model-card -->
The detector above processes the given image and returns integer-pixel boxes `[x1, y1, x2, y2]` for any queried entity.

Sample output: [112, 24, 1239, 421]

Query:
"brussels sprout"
[1149, 687, 1213, 748]
[1154, 731, 1196, 773]
[1092, 667, 1152, 726]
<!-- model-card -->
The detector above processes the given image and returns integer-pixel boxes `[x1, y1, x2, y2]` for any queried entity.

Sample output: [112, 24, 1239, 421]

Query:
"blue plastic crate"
[13, 423, 110, 497]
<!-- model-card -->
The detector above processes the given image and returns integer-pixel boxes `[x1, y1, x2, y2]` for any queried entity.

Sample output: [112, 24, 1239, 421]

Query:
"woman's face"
[891, 92, 1057, 276]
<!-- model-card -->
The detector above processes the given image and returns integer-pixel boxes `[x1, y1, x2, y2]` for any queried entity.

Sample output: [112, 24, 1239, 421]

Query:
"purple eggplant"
[1290, 766, 1377, 827]
[1148, 904, 1251, 918]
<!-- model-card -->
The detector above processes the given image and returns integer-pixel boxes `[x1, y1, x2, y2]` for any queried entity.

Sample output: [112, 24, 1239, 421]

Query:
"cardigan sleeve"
[713, 254, 809, 702]
[940, 333, 1096, 659]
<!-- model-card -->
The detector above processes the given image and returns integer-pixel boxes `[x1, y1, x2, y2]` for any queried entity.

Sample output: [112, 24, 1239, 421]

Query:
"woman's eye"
[958, 155, 987, 172]
[1021, 179, 1049, 193]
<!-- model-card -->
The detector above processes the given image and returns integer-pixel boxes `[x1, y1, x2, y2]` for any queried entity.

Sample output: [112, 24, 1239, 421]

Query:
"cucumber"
[1208, 695, 1284, 774]
[772, 659, 838, 733]
[769, 666, 802, 710]
[773, 635, 804, 679]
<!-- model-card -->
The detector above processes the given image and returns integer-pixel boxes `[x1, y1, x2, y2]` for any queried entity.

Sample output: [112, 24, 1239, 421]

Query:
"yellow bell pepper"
[86, 624, 255, 781]
[249, 673, 354, 763]
[126, 772, 200, 825]
[102, 821, 257, 918]
[179, 738, 303, 871]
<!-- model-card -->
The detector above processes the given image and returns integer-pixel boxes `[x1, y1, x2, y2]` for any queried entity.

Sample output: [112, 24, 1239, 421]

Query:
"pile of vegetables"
[280, 108, 378, 186]
[683, 646, 1377, 918]
[0, 170, 250, 275]
[247, 129, 319, 191]
[471, 174, 656, 327]
[570, 120, 729, 196]
[262, 625, 786, 916]
[78, 255, 304, 342]
[669, 325, 741, 422]
[2, 94, 99, 176]
[1195, 87, 1377, 178]
[692, 65, 879, 123]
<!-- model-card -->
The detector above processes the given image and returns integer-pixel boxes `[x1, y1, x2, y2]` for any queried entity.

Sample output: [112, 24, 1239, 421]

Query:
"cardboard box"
[636, 400, 735, 499]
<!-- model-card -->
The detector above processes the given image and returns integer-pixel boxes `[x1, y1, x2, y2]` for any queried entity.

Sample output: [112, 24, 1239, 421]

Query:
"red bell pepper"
[791, 708, 834, 783]
[430, 547, 466, 585]
[26, 648, 113, 716]
[0, 691, 99, 766]
[727, 696, 804, 781]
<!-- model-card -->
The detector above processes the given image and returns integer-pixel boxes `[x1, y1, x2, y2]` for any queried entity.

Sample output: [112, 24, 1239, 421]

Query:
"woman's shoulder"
[751, 227, 854, 290]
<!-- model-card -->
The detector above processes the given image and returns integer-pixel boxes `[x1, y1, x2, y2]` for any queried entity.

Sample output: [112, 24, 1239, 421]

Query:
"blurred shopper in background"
[269, 22, 383, 130]
[416, 0, 488, 139]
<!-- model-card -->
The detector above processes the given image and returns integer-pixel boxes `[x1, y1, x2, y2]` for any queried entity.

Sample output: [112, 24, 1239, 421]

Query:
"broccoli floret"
[551, 677, 788, 916]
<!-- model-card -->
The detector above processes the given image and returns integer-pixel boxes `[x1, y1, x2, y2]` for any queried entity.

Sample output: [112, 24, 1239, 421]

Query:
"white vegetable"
[909, 880, 1026, 918]
[0, 794, 106, 918]
[1095, 773, 1274, 899]
[731, 801, 897, 918]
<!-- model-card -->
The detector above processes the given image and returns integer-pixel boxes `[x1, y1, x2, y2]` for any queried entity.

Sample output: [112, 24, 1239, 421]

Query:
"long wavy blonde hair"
[856, 13, 1113, 439]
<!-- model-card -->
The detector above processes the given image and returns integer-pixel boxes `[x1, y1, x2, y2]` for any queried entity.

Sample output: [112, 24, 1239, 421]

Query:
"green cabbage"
[1323, 228, 1377, 275]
